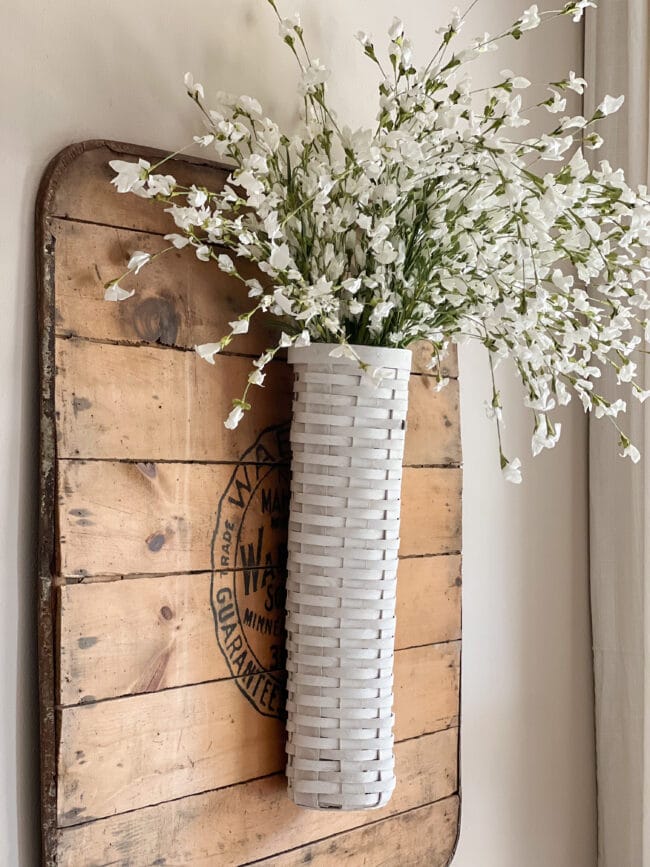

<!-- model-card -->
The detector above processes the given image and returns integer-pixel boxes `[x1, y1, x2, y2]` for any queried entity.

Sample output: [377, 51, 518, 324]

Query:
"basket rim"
[287, 342, 412, 370]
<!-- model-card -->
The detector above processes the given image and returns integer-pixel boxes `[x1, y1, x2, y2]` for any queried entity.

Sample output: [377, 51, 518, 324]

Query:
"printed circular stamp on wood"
[211, 423, 291, 718]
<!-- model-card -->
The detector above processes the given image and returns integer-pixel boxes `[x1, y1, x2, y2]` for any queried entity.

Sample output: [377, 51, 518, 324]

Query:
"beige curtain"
[586, 2, 650, 864]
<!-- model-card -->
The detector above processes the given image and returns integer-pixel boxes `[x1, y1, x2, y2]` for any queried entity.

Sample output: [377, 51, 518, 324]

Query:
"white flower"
[184, 72, 204, 100]
[532, 418, 562, 456]
[127, 251, 151, 275]
[228, 318, 250, 335]
[109, 159, 149, 194]
[269, 243, 291, 271]
[620, 441, 641, 463]
[519, 5, 541, 30]
[246, 278, 264, 297]
[164, 233, 190, 249]
[545, 90, 567, 114]
[194, 134, 215, 147]
[279, 332, 293, 348]
[342, 277, 362, 294]
[356, 31, 372, 48]
[104, 282, 134, 302]
[567, 70, 587, 94]
[569, 0, 596, 22]
[217, 254, 236, 273]
[238, 95, 262, 115]
[248, 369, 266, 386]
[147, 174, 176, 197]
[235, 170, 265, 196]
[279, 13, 301, 38]
[294, 331, 311, 348]
[224, 405, 245, 429]
[617, 362, 637, 383]
[501, 69, 531, 89]
[299, 60, 330, 95]
[370, 300, 394, 326]
[597, 94, 625, 117]
[329, 343, 359, 361]
[188, 187, 207, 207]
[388, 18, 404, 41]
[362, 366, 391, 387]
[195, 342, 222, 364]
[434, 377, 450, 393]
[196, 245, 211, 262]
[502, 457, 522, 484]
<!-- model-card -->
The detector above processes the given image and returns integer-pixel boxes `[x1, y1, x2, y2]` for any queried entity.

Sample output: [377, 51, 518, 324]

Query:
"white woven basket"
[285, 342, 412, 811]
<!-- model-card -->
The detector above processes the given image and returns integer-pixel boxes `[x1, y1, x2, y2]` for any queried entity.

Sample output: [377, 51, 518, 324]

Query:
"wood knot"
[146, 532, 166, 552]
[132, 296, 180, 346]
[160, 605, 173, 621]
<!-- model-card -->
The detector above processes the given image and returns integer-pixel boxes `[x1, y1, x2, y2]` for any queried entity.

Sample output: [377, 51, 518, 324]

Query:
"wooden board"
[37, 141, 463, 866]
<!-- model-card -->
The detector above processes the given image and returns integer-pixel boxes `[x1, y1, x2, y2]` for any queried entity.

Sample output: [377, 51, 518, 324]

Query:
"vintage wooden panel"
[55, 337, 460, 464]
[58, 554, 461, 705]
[37, 141, 463, 866]
[55, 728, 458, 866]
[257, 796, 460, 866]
[50, 213, 458, 379]
[57, 460, 460, 577]
[55, 338, 294, 462]
[57, 642, 459, 825]
[52, 219, 280, 356]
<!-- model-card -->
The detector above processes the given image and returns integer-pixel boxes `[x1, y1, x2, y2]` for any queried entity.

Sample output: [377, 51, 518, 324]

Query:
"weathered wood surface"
[56, 729, 458, 866]
[57, 642, 459, 825]
[58, 460, 460, 578]
[38, 141, 463, 866]
[256, 796, 461, 866]
[58, 554, 462, 705]
[55, 336, 460, 464]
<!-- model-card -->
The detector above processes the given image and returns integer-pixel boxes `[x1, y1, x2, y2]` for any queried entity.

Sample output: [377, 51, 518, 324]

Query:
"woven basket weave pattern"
[285, 344, 411, 810]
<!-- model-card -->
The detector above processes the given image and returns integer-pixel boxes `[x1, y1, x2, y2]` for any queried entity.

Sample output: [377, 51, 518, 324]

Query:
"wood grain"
[58, 555, 461, 705]
[55, 336, 459, 464]
[55, 728, 458, 866]
[57, 642, 459, 825]
[57, 458, 291, 578]
[400, 467, 463, 556]
[256, 795, 460, 866]
[49, 143, 227, 234]
[57, 462, 460, 577]
[52, 218, 282, 355]
[55, 338, 293, 462]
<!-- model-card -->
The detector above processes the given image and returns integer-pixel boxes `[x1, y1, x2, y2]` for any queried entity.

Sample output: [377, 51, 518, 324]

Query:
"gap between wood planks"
[55, 638, 461, 710]
[56, 727, 459, 832]
[241, 794, 460, 867]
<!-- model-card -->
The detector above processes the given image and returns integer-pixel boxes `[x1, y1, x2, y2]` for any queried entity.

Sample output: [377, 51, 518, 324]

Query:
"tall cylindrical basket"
[285, 342, 412, 811]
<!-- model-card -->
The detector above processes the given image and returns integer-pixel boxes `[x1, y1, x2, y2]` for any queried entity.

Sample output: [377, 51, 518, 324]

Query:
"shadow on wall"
[17, 169, 40, 865]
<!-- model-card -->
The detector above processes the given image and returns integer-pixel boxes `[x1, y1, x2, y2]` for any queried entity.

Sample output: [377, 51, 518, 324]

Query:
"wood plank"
[55, 337, 458, 464]
[400, 467, 463, 556]
[255, 796, 460, 866]
[57, 642, 459, 825]
[57, 462, 461, 577]
[404, 373, 460, 466]
[410, 339, 459, 379]
[51, 218, 459, 377]
[395, 554, 461, 650]
[56, 728, 458, 866]
[58, 555, 461, 705]
[57, 455, 291, 578]
[51, 219, 282, 355]
[55, 339, 293, 462]
[393, 642, 460, 740]
[49, 142, 227, 234]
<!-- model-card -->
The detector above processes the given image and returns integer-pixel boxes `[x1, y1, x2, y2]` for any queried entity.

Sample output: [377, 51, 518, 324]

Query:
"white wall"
[0, 1, 594, 864]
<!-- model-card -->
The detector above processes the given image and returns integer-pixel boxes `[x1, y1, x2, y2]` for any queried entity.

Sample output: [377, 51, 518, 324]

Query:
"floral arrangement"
[107, 0, 650, 483]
